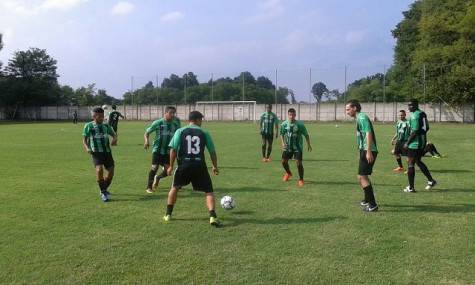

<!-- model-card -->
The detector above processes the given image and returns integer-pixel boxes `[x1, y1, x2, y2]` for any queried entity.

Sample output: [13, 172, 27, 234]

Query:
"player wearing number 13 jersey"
[163, 111, 221, 227]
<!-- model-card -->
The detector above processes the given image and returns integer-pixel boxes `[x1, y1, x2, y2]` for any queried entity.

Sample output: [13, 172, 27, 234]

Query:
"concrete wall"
[1, 102, 474, 123]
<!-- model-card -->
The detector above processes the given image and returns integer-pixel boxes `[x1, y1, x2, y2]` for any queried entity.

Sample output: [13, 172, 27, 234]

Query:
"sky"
[0, 0, 415, 102]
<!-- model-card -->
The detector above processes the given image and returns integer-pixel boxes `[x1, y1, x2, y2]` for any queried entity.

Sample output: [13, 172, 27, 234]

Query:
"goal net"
[195, 101, 257, 122]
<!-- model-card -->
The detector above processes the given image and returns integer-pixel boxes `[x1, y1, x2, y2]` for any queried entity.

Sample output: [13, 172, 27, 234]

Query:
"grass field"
[0, 121, 474, 284]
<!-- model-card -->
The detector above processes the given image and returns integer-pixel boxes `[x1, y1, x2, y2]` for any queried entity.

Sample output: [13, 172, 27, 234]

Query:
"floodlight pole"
[423, 63, 426, 111]
[184, 73, 187, 105]
[309, 68, 312, 103]
[211, 73, 214, 103]
[242, 73, 245, 101]
[131, 76, 134, 105]
[383, 65, 386, 122]
[156, 74, 159, 106]
[274, 68, 278, 105]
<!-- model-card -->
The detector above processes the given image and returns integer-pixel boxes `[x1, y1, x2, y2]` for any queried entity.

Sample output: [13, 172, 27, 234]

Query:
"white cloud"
[246, 0, 284, 23]
[160, 11, 184, 23]
[344, 30, 367, 44]
[111, 1, 135, 16]
[40, 0, 87, 11]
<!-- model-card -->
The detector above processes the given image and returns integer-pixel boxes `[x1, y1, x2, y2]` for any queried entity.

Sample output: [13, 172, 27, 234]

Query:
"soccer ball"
[220, 195, 235, 210]
[102, 104, 108, 110]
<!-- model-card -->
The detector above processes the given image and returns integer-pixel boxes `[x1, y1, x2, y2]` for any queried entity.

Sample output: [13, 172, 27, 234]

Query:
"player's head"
[345, 99, 361, 118]
[111, 105, 117, 110]
[188, 110, 204, 126]
[287, 108, 296, 121]
[92, 107, 105, 123]
[266, 104, 272, 112]
[164, 106, 177, 121]
[408, 99, 419, 112]
[399, 109, 406, 120]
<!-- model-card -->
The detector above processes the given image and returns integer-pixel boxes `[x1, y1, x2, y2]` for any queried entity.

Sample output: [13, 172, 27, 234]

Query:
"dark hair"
[409, 99, 419, 107]
[346, 99, 361, 112]
[288, 108, 296, 114]
[188, 110, 204, 121]
[267, 104, 273, 109]
[399, 110, 406, 113]
[93, 107, 104, 114]
[165, 106, 176, 113]
[112, 105, 117, 110]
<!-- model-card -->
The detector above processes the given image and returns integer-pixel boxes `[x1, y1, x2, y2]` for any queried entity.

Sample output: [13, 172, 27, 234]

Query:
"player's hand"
[111, 138, 117, 146]
[403, 143, 408, 150]
[167, 166, 173, 176]
[86, 149, 92, 154]
[144, 142, 149, 150]
[391, 139, 395, 145]
[212, 167, 219, 175]
[307, 144, 313, 152]
[366, 151, 374, 164]
[281, 143, 286, 150]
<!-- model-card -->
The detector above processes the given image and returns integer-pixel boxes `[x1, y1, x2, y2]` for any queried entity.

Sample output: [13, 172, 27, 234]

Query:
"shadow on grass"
[383, 203, 475, 213]
[220, 186, 287, 193]
[304, 159, 349, 162]
[224, 216, 348, 227]
[305, 180, 400, 187]
[219, 166, 259, 170]
[433, 188, 475, 193]
[429, 169, 474, 173]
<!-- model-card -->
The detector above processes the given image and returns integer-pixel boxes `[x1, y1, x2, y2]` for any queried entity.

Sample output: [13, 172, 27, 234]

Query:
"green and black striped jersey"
[108, 111, 123, 126]
[146, 118, 181, 155]
[82, 122, 116, 153]
[408, 109, 429, 150]
[395, 120, 410, 142]
[356, 112, 378, 152]
[260, 112, 279, 135]
[280, 120, 308, 152]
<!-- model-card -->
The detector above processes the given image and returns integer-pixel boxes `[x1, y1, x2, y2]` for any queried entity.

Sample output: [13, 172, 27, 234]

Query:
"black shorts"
[91, 152, 114, 169]
[407, 148, 424, 159]
[282, 150, 303, 161]
[172, 164, 213, 193]
[110, 122, 118, 133]
[394, 141, 407, 156]
[152, 152, 170, 166]
[358, 150, 378, 176]
[261, 133, 274, 141]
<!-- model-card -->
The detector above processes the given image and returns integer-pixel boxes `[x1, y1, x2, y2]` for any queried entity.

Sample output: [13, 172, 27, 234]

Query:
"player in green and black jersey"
[391, 110, 410, 173]
[108, 105, 125, 133]
[144, 106, 181, 193]
[163, 111, 221, 227]
[82, 107, 118, 202]
[403, 99, 437, 193]
[259, 104, 279, 162]
[280, 108, 312, 187]
[346, 100, 379, 212]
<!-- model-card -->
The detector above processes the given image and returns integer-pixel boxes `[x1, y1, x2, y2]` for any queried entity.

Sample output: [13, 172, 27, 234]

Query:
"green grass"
[0, 121, 474, 284]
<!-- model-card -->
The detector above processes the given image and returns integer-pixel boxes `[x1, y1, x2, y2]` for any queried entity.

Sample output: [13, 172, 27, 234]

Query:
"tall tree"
[311, 82, 328, 103]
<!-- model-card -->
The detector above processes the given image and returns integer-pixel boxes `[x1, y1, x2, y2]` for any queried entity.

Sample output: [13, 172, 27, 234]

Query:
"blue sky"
[0, 0, 414, 101]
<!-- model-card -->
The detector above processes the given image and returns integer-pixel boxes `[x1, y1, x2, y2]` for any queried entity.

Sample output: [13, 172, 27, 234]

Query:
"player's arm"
[119, 112, 125, 119]
[167, 130, 181, 175]
[274, 116, 279, 139]
[366, 132, 375, 163]
[391, 126, 398, 144]
[109, 126, 118, 146]
[301, 124, 312, 151]
[82, 125, 92, 154]
[205, 131, 219, 175]
[144, 122, 157, 149]
[168, 149, 177, 176]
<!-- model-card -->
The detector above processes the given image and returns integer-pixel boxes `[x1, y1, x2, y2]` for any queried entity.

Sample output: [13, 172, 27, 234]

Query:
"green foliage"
[311, 82, 328, 102]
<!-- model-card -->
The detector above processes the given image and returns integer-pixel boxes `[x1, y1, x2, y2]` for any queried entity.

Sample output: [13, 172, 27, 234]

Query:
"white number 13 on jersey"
[185, 135, 200, 154]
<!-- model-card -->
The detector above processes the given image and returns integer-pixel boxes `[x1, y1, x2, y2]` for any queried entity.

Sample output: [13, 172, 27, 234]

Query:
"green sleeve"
[177, 119, 181, 128]
[299, 122, 308, 136]
[273, 113, 279, 125]
[82, 123, 89, 137]
[204, 131, 216, 153]
[146, 120, 160, 134]
[359, 116, 372, 133]
[280, 123, 285, 135]
[260, 113, 264, 125]
[168, 128, 182, 150]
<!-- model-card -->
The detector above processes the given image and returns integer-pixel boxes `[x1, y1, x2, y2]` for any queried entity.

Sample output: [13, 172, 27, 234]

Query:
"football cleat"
[403, 186, 416, 193]
[360, 200, 369, 207]
[210, 217, 222, 227]
[100, 192, 109, 202]
[266, 158, 272, 162]
[363, 204, 379, 212]
[298, 179, 304, 187]
[425, 180, 437, 190]
[262, 158, 267, 162]
[282, 173, 292, 182]
[163, 215, 171, 222]
[146, 188, 155, 194]
[152, 174, 160, 190]
[392, 167, 405, 173]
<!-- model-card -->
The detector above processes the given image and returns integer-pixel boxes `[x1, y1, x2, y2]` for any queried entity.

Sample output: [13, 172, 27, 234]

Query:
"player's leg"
[281, 152, 292, 181]
[415, 151, 437, 190]
[266, 137, 273, 161]
[164, 166, 188, 221]
[296, 153, 304, 186]
[393, 142, 405, 172]
[153, 154, 170, 188]
[95, 165, 109, 202]
[146, 153, 160, 193]
[192, 167, 220, 227]
[102, 153, 115, 195]
[261, 135, 267, 161]
[358, 151, 378, 211]
[164, 186, 178, 221]
[405, 151, 416, 192]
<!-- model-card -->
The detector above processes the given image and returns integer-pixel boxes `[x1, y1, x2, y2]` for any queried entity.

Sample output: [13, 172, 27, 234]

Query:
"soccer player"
[403, 99, 437, 192]
[390, 110, 410, 173]
[280, 108, 312, 187]
[345, 100, 379, 212]
[259, 104, 279, 162]
[144, 106, 181, 193]
[424, 141, 442, 158]
[163, 111, 221, 227]
[108, 105, 125, 133]
[82, 107, 118, 202]
[73, 110, 78, 124]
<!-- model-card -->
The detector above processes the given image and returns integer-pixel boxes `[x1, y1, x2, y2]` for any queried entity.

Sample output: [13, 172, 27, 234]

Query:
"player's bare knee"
[151, 164, 158, 171]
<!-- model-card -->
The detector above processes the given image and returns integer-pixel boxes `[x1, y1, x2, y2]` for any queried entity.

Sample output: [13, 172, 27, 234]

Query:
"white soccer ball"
[102, 104, 108, 110]
[220, 195, 235, 210]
